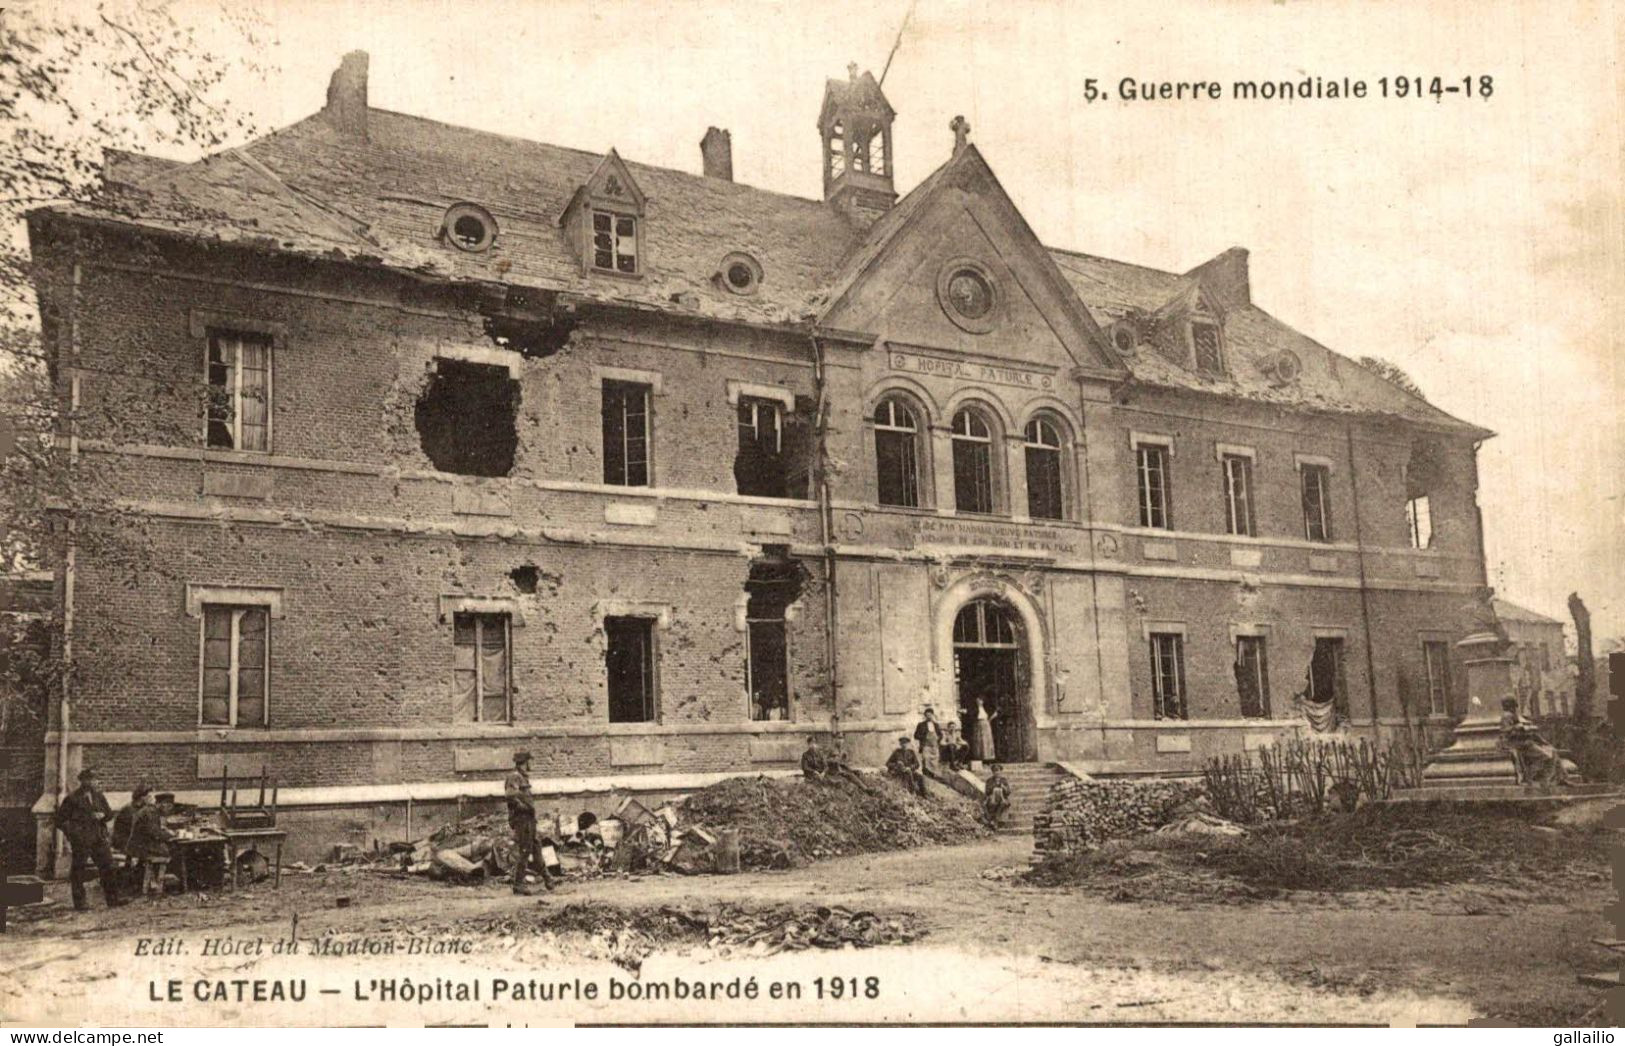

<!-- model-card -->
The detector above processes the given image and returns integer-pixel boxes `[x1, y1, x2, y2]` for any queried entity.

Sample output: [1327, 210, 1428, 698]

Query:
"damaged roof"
[36, 96, 1484, 435]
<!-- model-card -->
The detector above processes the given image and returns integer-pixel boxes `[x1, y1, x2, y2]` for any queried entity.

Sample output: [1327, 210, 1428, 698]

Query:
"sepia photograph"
[0, 0, 1620, 1031]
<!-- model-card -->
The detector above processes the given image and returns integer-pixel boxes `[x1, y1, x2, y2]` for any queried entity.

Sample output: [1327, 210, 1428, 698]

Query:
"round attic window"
[936, 258, 998, 333]
[1111, 324, 1137, 355]
[441, 203, 497, 253]
[718, 252, 763, 296]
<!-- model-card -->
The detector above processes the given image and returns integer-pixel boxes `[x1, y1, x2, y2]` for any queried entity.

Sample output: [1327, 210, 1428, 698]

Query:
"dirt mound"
[679, 772, 988, 869]
[1026, 804, 1614, 902]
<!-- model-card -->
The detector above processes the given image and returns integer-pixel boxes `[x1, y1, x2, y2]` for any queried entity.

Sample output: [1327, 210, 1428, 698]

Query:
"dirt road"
[1, 836, 1607, 1025]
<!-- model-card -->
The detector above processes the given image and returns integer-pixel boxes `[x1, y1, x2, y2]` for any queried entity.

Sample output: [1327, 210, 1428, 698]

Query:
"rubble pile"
[1031, 779, 1206, 860]
[679, 772, 988, 869]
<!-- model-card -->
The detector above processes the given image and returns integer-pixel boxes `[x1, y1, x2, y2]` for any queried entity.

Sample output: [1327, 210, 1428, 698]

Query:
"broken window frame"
[1234, 635, 1271, 718]
[453, 612, 512, 724]
[735, 396, 787, 499]
[605, 615, 657, 724]
[951, 408, 995, 515]
[1422, 640, 1452, 716]
[1300, 463, 1334, 542]
[1136, 442, 1173, 529]
[205, 330, 272, 452]
[1406, 495, 1433, 549]
[1023, 416, 1065, 521]
[873, 396, 921, 508]
[1149, 631, 1188, 721]
[199, 604, 269, 728]
[591, 210, 639, 275]
[1309, 636, 1350, 718]
[746, 613, 792, 723]
[1221, 453, 1256, 537]
[601, 380, 651, 487]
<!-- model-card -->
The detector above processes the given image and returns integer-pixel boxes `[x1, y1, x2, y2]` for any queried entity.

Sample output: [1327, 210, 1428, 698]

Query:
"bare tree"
[1356, 355, 1428, 401]
[1570, 592, 1595, 722]
[0, 1, 268, 755]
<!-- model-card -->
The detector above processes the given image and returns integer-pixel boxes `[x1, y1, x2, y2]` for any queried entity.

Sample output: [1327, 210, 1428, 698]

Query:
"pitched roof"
[38, 104, 1484, 433]
[1493, 598, 1565, 627]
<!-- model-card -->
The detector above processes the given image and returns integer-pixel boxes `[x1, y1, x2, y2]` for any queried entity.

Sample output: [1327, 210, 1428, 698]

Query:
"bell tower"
[819, 63, 897, 226]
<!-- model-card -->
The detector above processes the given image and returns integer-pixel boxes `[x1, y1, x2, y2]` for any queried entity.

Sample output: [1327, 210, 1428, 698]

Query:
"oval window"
[441, 203, 497, 253]
[718, 252, 762, 295]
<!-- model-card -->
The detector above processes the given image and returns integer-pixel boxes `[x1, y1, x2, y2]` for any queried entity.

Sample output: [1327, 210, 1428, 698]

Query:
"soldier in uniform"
[54, 768, 126, 910]
[504, 751, 555, 894]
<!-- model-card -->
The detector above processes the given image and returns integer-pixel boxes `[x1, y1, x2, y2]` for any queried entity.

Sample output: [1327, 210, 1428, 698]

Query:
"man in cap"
[504, 751, 554, 894]
[885, 737, 927, 797]
[53, 768, 126, 910]
[800, 735, 830, 781]
[126, 784, 176, 897]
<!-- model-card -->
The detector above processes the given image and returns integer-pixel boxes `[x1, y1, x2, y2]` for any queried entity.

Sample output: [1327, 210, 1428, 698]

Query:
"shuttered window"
[200, 605, 268, 727]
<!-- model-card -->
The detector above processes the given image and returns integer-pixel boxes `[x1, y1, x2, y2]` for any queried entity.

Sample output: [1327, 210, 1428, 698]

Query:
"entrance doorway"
[952, 599, 1035, 762]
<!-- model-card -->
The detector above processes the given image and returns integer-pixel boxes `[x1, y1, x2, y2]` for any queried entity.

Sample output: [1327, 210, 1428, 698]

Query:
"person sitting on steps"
[983, 762, 1012, 827]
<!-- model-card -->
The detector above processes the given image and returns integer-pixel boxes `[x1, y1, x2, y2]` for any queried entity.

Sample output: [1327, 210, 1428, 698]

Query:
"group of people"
[53, 768, 177, 911]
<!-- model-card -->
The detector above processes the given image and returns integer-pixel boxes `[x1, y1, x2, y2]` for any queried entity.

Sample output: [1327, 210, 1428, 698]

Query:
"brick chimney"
[1186, 247, 1251, 309]
[701, 127, 733, 181]
[325, 51, 369, 139]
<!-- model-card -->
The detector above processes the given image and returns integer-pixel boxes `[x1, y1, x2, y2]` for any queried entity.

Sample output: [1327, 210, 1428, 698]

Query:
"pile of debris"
[679, 772, 988, 869]
[1030, 779, 1207, 860]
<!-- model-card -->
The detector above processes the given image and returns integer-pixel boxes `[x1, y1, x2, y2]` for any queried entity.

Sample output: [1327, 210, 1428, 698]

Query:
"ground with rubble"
[2, 829, 1610, 1026]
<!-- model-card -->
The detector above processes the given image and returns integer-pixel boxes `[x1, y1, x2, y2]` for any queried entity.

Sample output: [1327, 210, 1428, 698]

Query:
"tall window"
[1136, 443, 1172, 529]
[1309, 637, 1349, 718]
[200, 605, 268, 727]
[1300, 463, 1333, 542]
[874, 397, 920, 508]
[1149, 632, 1187, 720]
[745, 563, 796, 722]
[735, 396, 786, 498]
[591, 211, 639, 274]
[1191, 321, 1223, 375]
[206, 331, 270, 451]
[1423, 640, 1452, 716]
[951, 408, 994, 514]
[1235, 635, 1271, 718]
[606, 616, 656, 723]
[1023, 417, 1064, 520]
[602, 380, 650, 486]
[1406, 495, 1433, 549]
[453, 613, 510, 723]
[1221, 453, 1256, 536]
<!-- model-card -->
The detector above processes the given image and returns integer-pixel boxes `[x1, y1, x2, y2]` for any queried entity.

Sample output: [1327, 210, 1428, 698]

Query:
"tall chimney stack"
[701, 127, 733, 181]
[325, 51, 370, 139]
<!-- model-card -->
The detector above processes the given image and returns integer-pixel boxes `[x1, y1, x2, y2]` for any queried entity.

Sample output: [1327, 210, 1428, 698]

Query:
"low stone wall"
[1031, 778, 1205, 862]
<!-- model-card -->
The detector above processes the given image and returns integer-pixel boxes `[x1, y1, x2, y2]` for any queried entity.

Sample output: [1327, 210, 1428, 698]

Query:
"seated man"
[885, 737, 927, 797]
[125, 784, 176, 897]
[1499, 697, 1568, 787]
[940, 722, 970, 773]
[801, 736, 829, 781]
[983, 762, 1012, 826]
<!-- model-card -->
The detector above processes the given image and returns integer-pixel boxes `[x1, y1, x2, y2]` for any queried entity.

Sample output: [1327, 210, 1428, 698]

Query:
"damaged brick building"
[25, 54, 1493, 865]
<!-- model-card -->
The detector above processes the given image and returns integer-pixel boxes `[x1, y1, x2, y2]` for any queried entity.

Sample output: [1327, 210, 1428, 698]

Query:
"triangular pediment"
[559, 147, 645, 224]
[819, 147, 1125, 383]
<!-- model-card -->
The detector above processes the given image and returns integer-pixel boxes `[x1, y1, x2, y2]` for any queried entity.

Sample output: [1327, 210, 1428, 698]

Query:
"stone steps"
[979, 763, 1070, 833]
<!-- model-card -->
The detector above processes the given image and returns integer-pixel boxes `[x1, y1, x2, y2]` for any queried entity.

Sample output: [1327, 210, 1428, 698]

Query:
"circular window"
[717, 252, 762, 295]
[441, 203, 497, 253]
[1111, 324, 1137, 355]
[936, 258, 998, 333]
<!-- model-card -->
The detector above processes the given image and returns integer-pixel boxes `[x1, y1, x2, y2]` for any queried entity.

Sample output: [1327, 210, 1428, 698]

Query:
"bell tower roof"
[818, 64, 897, 226]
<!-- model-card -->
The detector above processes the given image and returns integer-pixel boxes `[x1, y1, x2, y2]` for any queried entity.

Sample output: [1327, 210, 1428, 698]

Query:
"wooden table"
[170, 834, 230, 892]
[222, 827, 287, 889]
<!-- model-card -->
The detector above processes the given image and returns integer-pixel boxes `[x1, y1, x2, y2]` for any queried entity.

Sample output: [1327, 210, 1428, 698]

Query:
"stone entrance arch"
[929, 573, 1047, 762]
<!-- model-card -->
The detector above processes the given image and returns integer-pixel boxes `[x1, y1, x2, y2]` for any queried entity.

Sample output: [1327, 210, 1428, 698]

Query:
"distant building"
[1493, 598, 1570, 717]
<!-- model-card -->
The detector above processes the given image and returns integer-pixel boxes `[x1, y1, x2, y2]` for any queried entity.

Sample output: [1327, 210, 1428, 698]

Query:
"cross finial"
[950, 115, 970, 155]
[848, 62, 859, 82]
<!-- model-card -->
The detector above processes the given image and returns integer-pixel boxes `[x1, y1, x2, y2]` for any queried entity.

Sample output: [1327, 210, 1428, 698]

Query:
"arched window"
[951, 408, 994, 514]
[1023, 416, 1064, 520]
[874, 396, 921, 507]
[953, 599, 1018, 648]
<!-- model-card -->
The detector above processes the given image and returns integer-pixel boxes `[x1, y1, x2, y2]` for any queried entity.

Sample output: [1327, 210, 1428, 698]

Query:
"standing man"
[886, 737, 927, 797]
[54, 768, 126, 910]
[504, 751, 555, 894]
[914, 706, 943, 778]
[126, 784, 175, 897]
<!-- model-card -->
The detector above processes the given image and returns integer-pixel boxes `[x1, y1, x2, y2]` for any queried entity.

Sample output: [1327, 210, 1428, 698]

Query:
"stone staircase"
[980, 762, 1071, 834]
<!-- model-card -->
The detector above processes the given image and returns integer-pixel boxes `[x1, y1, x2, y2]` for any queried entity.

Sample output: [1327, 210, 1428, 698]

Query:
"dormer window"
[592, 211, 638, 274]
[1191, 321, 1224, 375]
[441, 203, 497, 253]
